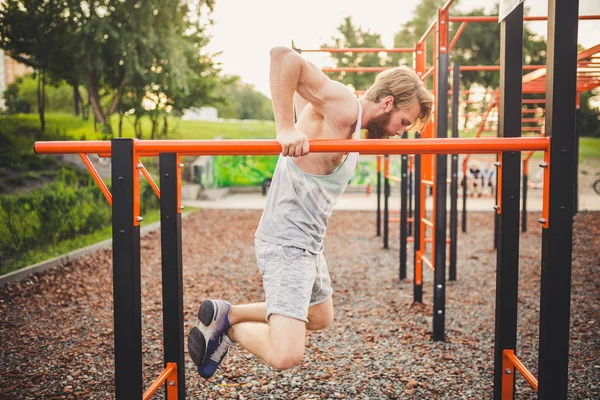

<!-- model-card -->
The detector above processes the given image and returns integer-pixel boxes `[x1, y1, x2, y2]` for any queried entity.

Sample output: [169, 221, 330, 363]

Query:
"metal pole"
[462, 160, 467, 232]
[433, 9, 449, 342]
[450, 62, 460, 282]
[159, 154, 186, 399]
[413, 133, 423, 303]
[538, 0, 578, 397]
[377, 157, 381, 236]
[493, 5, 523, 398]
[522, 161, 528, 232]
[400, 145, 408, 280]
[112, 138, 143, 400]
[383, 155, 390, 249]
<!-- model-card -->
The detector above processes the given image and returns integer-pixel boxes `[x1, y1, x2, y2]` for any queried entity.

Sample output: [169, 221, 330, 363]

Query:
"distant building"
[0, 50, 34, 110]
[181, 106, 218, 121]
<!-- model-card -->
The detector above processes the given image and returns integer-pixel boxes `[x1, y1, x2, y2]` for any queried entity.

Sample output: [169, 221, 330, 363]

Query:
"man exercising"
[188, 46, 434, 378]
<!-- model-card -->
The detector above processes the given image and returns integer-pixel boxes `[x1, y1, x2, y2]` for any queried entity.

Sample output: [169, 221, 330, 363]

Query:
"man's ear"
[381, 95, 395, 112]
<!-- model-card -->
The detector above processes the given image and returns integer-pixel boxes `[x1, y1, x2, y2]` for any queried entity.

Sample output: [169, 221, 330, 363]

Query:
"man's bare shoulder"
[317, 81, 359, 125]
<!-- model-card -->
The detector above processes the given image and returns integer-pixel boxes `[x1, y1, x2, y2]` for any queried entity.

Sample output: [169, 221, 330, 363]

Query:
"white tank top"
[255, 98, 362, 254]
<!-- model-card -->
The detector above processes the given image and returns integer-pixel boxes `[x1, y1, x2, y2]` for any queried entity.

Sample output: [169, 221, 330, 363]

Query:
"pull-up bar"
[296, 47, 415, 53]
[34, 137, 550, 156]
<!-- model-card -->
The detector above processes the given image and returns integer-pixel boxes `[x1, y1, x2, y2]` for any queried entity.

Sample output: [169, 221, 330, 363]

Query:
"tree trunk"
[86, 71, 106, 125]
[162, 115, 168, 137]
[37, 71, 46, 132]
[118, 112, 123, 138]
[73, 84, 81, 116]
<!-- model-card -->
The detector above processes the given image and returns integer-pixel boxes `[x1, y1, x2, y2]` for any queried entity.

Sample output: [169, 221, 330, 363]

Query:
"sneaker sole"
[187, 301, 216, 366]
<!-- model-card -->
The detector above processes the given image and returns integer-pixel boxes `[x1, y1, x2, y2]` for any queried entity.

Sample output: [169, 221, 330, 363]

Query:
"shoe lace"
[209, 339, 230, 363]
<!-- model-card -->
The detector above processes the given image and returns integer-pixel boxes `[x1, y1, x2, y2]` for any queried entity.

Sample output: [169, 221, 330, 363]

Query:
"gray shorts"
[255, 238, 333, 323]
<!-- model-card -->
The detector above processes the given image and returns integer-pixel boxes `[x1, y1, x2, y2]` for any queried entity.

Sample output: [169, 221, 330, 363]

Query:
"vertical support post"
[400, 134, 408, 280]
[493, 5, 523, 399]
[377, 156, 382, 237]
[573, 93, 580, 215]
[462, 160, 467, 232]
[413, 133, 423, 303]
[111, 138, 143, 400]
[433, 8, 449, 342]
[538, 0, 578, 397]
[522, 160, 528, 232]
[408, 156, 413, 237]
[450, 62, 460, 282]
[383, 155, 390, 249]
[159, 153, 186, 400]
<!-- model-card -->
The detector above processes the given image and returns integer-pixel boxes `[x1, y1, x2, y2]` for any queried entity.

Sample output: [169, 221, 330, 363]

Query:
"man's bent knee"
[306, 312, 333, 331]
[267, 349, 304, 370]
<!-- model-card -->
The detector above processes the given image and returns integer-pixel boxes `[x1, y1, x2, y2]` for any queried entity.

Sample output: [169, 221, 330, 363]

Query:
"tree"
[320, 16, 387, 91]
[0, 0, 219, 135]
[213, 76, 274, 121]
[580, 90, 600, 137]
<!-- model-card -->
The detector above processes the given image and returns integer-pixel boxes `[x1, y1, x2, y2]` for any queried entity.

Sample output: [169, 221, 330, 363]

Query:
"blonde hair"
[364, 66, 434, 131]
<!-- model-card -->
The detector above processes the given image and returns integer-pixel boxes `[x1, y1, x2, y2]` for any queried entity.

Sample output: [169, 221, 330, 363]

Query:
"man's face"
[365, 100, 422, 139]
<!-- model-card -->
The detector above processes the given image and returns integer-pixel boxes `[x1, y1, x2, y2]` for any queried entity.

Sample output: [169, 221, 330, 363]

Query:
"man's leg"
[226, 296, 333, 369]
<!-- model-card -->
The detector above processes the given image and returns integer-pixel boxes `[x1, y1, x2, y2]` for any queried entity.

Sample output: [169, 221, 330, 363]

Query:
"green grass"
[0, 208, 165, 276]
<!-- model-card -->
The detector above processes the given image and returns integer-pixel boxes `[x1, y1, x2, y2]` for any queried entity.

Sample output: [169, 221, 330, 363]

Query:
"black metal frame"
[413, 133, 423, 303]
[112, 138, 143, 399]
[400, 142, 408, 281]
[433, 10, 449, 342]
[449, 63, 460, 282]
[160, 154, 186, 399]
[383, 155, 390, 249]
[493, 4, 523, 398]
[377, 161, 382, 237]
[538, 0, 578, 397]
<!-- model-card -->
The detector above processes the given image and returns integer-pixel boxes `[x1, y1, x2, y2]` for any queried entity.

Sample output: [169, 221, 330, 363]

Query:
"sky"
[202, 0, 600, 97]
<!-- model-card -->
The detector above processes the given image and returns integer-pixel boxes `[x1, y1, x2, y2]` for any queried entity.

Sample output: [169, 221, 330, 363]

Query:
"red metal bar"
[143, 363, 178, 400]
[542, 150, 550, 228]
[418, 19, 437, 45]
[422, 66, 435, 80]
[449, 15, 600, 23]
[422, 218, 434, 228]
[449, 22, 467, 51]
[300, 47, 415, 53]
[36, 137, 550, 156]
[460, 65, 543, 71]
[502, 350, 539, 397]
[138, 161, 161, 199]
[79, 153, 112, 206]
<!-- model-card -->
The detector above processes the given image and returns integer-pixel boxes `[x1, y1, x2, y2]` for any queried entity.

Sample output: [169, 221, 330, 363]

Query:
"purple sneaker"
[187, 299, 231, 368]
[197, 333, 236, 379]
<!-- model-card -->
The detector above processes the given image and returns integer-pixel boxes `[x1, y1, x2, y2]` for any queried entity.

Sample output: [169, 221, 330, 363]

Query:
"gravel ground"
[0, 209, 598, 400]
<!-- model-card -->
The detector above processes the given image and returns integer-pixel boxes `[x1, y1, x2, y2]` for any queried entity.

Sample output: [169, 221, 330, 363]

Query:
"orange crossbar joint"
[79, 153, 112, 206]
[143, 362, 178, 400]
[502, 350, 538, 399]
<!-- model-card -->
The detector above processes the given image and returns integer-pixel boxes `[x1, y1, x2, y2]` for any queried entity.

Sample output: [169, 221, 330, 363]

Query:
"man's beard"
[364, 111, 392, 139]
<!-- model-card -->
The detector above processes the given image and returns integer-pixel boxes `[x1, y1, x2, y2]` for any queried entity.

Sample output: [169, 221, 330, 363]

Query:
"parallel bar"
[493, 5, 523, 398]
[35, 137, 551, 156]
[112, 138, 143, 400]
[159, 154, 186, 400]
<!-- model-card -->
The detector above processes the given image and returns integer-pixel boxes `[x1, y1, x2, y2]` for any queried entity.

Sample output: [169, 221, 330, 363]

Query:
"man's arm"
[269, 47, 333, 157]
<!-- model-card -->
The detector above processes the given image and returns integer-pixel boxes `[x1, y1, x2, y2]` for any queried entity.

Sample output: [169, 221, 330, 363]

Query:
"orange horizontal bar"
[300, 47, 414, 53]
[503, 350, 538, 392]
[143, 362, 178, 400]
[522, 99, 546, 104]
[35, 141, 111, 154]
[35, 137, 550, 156]
[421, 254, 434, 270]
[449, 15, 600, 23]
